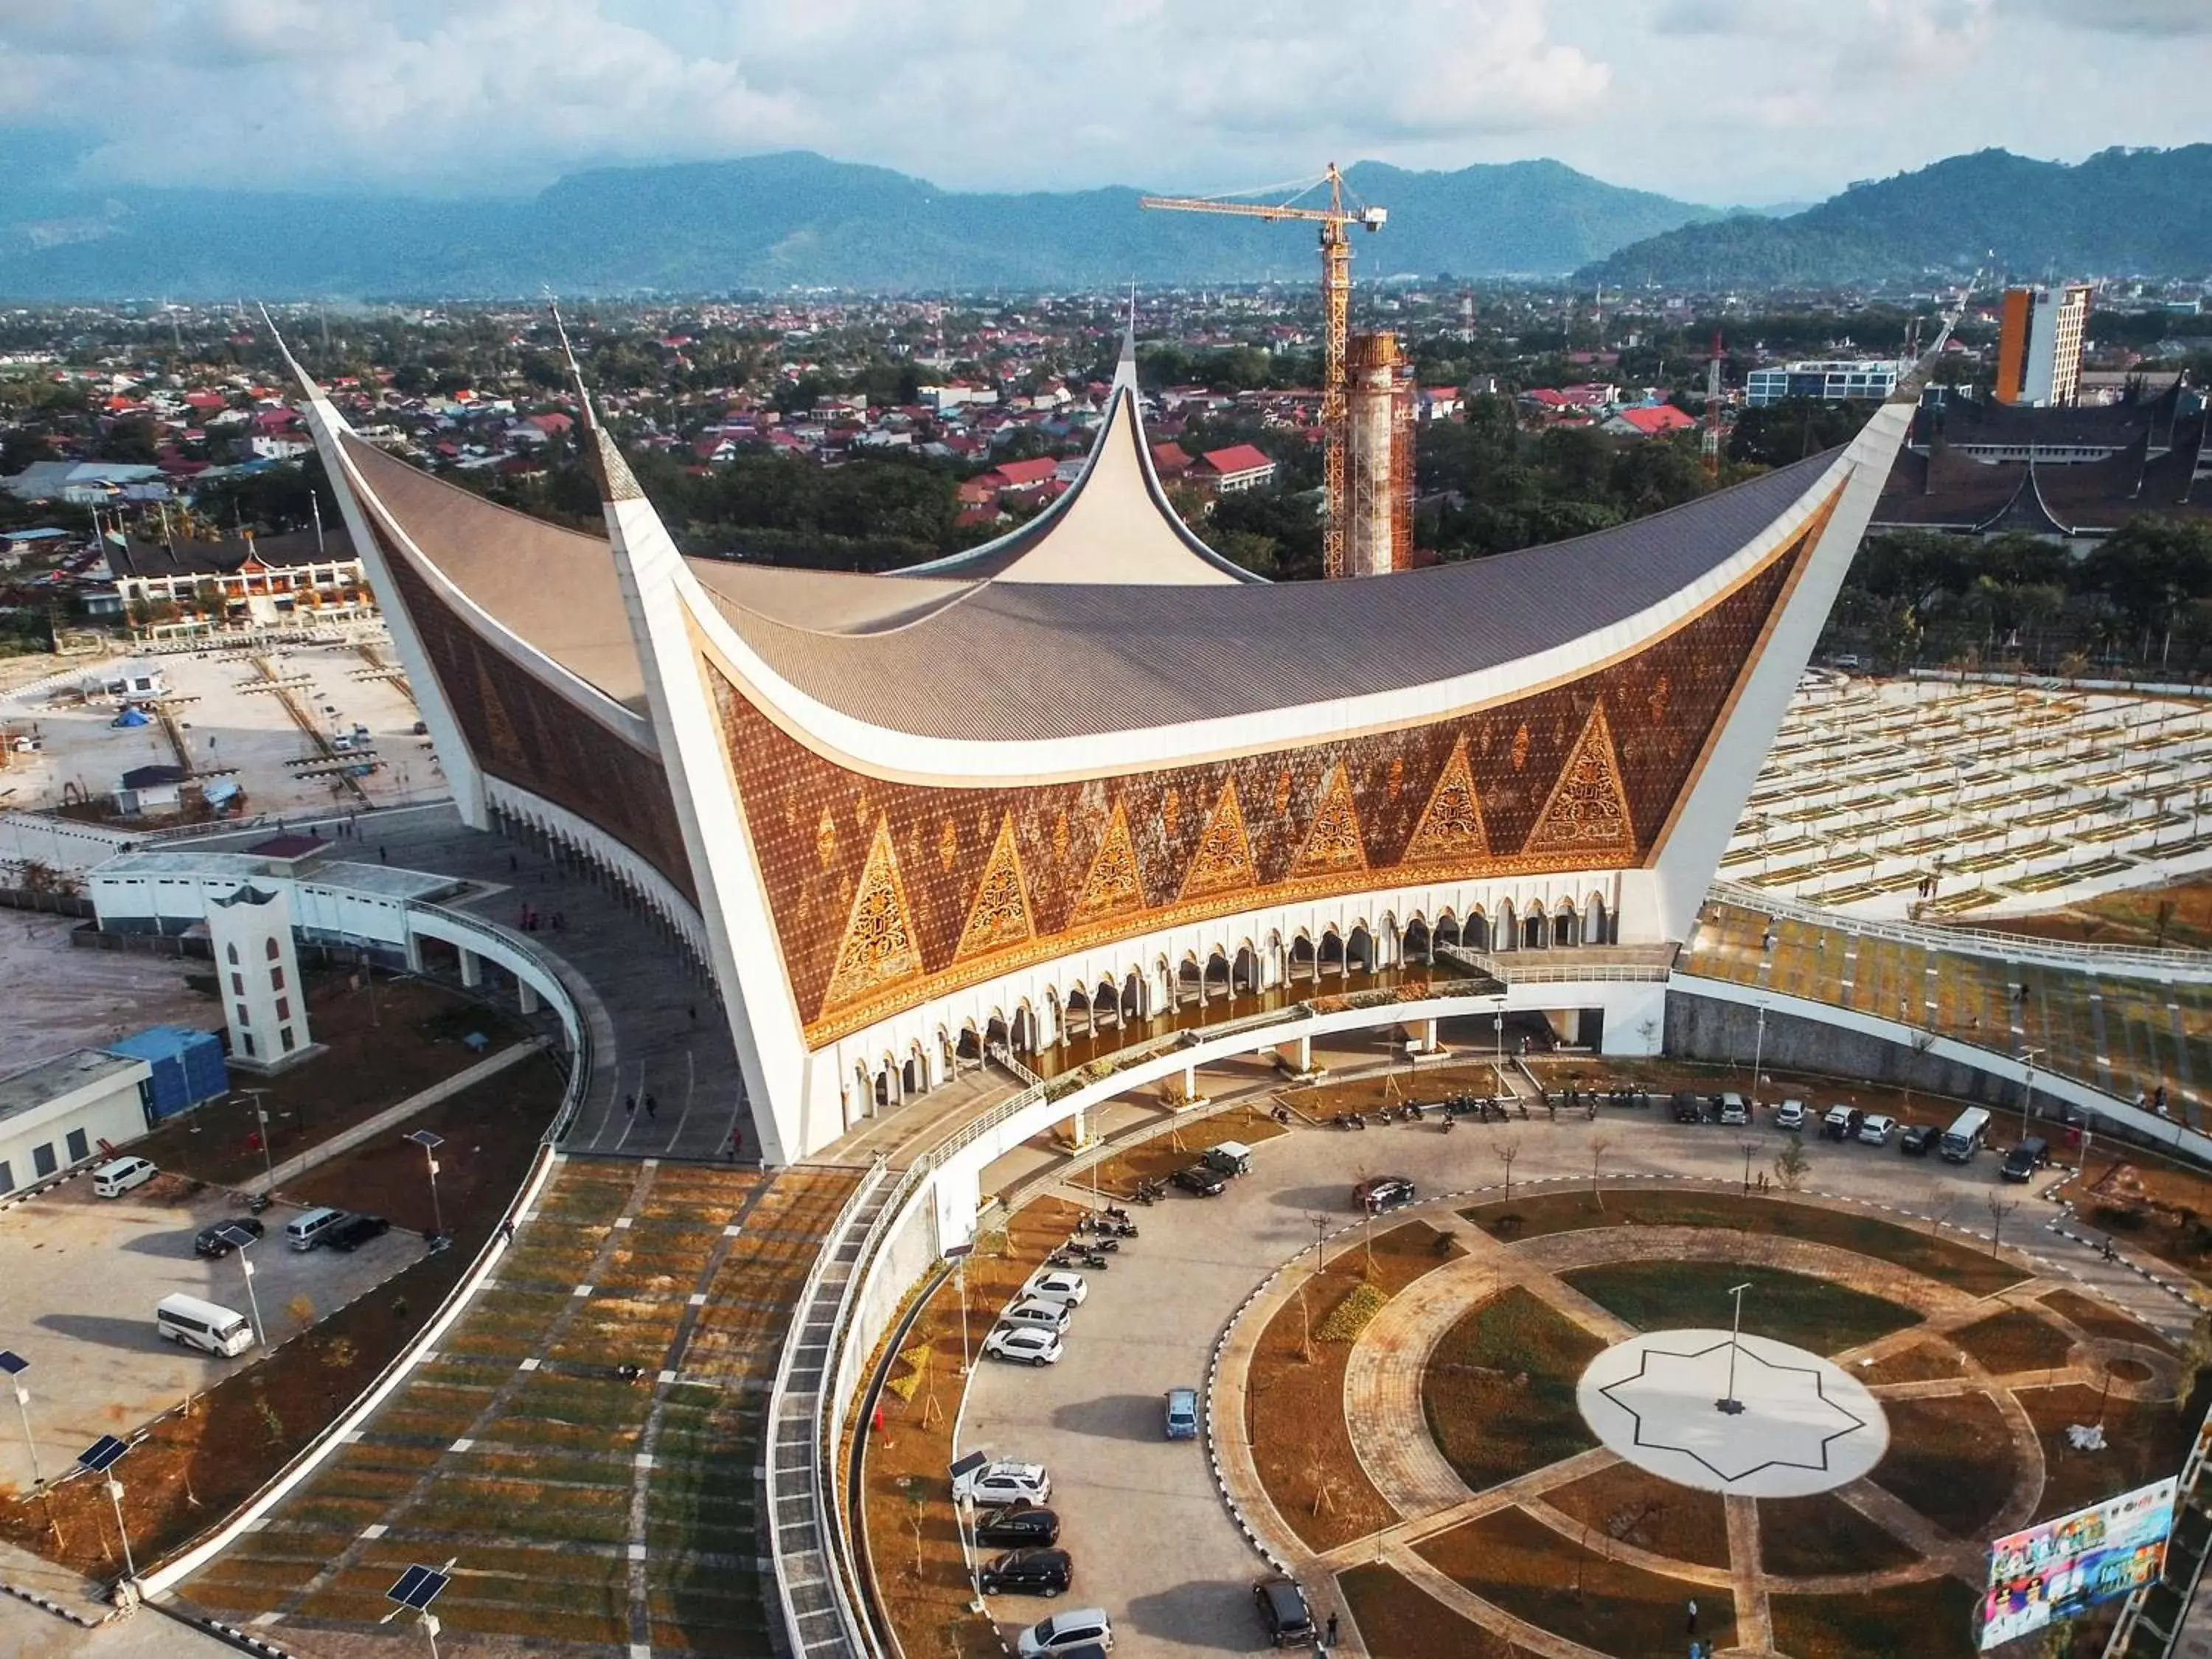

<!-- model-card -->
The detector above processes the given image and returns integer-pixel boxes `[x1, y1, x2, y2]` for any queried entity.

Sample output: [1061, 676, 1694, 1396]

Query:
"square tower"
[208, 883, 314, 1071]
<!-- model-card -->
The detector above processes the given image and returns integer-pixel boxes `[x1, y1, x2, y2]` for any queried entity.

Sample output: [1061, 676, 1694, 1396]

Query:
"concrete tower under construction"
[1346, 330, 1413, 577]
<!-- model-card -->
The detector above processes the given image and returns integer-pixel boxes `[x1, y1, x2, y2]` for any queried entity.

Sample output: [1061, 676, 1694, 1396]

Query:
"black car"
[328, 1212, 391, 1252]
[1170, 1164, 1227, 1197]
[978, 1547, 1073, 1597]
[975, 1505, 1060, 1548]
[193, 1217, 265, 1258]
[1253, 1577, 1315, 1648]
[2002, 1136, 2051, 1183]
[1899, 1124, 1937, 1157]
[1354, 1176, 1416, 1214]
[1672, 1093, 1705, 1124]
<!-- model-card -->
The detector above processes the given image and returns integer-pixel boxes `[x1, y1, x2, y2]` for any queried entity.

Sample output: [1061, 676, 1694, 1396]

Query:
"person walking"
[644, 1093, 658, 1121]
[1686, 1598, 1698, 1637]
[624, 1093, 636, 1118]
[1325, 1613, 1338, 1648]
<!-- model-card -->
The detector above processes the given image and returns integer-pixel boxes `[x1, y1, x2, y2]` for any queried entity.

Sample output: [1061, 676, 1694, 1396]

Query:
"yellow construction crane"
[1141, 164, 1386, 578]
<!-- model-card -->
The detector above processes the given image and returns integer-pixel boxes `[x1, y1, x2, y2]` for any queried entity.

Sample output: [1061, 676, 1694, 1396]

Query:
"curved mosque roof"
[327, 335, 1851, 748]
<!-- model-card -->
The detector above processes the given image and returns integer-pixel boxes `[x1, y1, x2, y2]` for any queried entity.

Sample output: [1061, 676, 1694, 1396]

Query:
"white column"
[459, 950, 482, 989]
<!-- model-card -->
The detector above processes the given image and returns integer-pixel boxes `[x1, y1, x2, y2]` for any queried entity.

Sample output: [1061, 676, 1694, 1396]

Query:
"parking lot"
[957, 1051, 2192, 1659]
[0, 1169, 420, 1492]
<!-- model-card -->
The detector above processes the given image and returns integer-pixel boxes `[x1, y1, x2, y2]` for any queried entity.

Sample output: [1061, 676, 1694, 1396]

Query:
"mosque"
[286, 324, 1918, 1169]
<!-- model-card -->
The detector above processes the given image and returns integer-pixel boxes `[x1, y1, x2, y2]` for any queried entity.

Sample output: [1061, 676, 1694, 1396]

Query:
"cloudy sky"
[1, 0, 2205, 205]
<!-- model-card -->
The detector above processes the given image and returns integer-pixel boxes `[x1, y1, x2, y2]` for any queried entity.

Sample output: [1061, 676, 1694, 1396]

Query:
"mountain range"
[1579, 146, 2212, 288]
[0, 149, 1722, 299]
[0, 143, 2203, 299]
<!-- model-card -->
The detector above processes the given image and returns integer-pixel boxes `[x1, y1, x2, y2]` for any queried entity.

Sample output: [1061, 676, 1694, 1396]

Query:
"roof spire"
[1112, 281, 1139, 393]
[549, 293, 642, 504]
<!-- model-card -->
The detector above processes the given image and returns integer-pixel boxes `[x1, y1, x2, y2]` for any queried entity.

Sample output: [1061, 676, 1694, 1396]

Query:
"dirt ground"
[2070, 1155, 2212, 1284]
[1540, 1461, 1730, 1571]
[1870, 1392, 2018, 1540]
[1088, 1103, 1285, 1197]
[0, 910, 212, 1074]
[133, 970, 529, 1192]
[1338, 1562, 1532, 1659]
[1248, 1220, 1462, 1553]
[856, 1195, 1087, 1659]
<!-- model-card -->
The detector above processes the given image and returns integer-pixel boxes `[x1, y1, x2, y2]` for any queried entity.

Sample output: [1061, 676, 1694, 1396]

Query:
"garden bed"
[1248, 1220, 1462, 1551]
[1421, 1287, 1605, 1495]
[1561, 1261, 1921, 1356]
[2020, 1383, 2199, 1525]
[1870, 1392, 2017, 1540]
[1461, 1188, 2028, 1295]
[1337, 1562, 1533, 1658]
[1540, 1461, 1729, 1571]
[1768, 1576, 1980, 1659]
[1759, 1492, 1919, 1577]
[1950, 1307, 2078, 1378]
[2039, 1287, 2180, 1357]
[1417, 1506, 1734, 1658]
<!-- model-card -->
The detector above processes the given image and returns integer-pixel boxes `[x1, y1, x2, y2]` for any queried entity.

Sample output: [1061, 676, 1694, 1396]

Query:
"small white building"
[0, 1050, 154, 1198]
[207, 883, 313, 1070]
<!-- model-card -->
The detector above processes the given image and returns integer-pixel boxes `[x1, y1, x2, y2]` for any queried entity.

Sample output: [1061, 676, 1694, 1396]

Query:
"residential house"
[1187, 444, 1277, 495]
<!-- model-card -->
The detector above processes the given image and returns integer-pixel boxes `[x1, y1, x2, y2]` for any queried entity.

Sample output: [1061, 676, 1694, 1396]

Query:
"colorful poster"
[1979, 1477, 2179, 1649]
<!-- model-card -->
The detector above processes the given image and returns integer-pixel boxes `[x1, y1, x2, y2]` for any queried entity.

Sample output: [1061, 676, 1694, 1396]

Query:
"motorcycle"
[1107, 1220, 1138, 1239]
[1440, 1115, 1455, 1134]
[1105, 1205, 1131, 1222]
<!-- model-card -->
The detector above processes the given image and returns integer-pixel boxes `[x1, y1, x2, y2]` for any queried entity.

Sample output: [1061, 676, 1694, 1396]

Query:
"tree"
[1986, 1192, 2020, 1257]
[1589, 1135, 1612, 1211]
[1773, 1138, 1811, 1193]
[1497, 1136, 1521, 1203]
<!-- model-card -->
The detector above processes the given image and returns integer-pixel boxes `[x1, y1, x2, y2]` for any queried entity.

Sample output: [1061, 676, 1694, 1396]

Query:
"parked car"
[1253, 1578, 1316, 1648]
[1718, 1092, 1750, 1127]
[328, 1212, 392, 1252]
[1774, 1099, 1807, 1133]
[1000, 1298, 1073, 1334]
[976, 1505, 1060, 1548]
[1171, 1164, 1227, 1197]
[1022, 1270, 1088, 1307]
[1672, 1093, 1705, 1124]
[1201, 1141, 1253, 1177]
[1353, 1176, 1416, 1214]
[1164, 1388, 1199, 1441]
[984, 1326, 1065, 1368]
[1822, 1104, 1864, 1141]
[1016, 1607, 1112, 1656]
[91, 1157, 157, 1198]
[956, 1461, 1052, 1507]
[194, 1217, 265, 1257]
[979, 1548, 1074, 1597]
[2002, 1136, 2051, 1183]
[1899, 1124, 1938, 1157]
[1857, 1113, 1898, 1147]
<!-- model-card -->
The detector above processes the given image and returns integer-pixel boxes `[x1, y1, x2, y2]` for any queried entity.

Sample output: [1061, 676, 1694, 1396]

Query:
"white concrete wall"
[0, 1064, 150, 1196]
[207, 884, 308, 1065]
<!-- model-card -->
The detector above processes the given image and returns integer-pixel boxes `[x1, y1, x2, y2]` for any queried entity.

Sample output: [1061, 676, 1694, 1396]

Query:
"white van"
[92, 1157, 157, 1197]
[156, 1293, 254, 1357]
[287, 1206, 347, 1251]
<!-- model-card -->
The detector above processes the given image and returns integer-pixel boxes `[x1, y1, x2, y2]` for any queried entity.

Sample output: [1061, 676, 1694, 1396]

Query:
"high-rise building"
[1994, 284, 2092, 408]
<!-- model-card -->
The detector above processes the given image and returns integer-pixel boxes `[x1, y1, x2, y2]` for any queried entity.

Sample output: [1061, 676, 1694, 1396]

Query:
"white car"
[1857, 1113, 1898, 1147]
[983, 1326, 1065, 1368]
[1774, 1099, 1807, 1132]
[956, 1459, 1053, 1506]
[1018, 1607, 1113, 1656]
[1021, 1269, 1089, 1307]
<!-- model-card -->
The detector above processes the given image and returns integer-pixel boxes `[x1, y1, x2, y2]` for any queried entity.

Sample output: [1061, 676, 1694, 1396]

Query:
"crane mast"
[1141, 164, 1385, 578]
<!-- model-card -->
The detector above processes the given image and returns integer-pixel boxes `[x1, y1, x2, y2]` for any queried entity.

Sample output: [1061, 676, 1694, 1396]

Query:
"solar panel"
[0, 1350, 26, 1378]
[386, 1565, 450, 1610]
[77, 1435, 128, 1474]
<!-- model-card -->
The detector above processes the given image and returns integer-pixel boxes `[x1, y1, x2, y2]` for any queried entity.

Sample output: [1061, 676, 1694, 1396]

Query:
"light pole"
[1750, 1001, 1768, 1109]
[1716, 1282, 1753, 1416]
[407, 1129, 446, 1239]
[0, 1351, 44, 1509]
[237, 1088, 274, 1189]
[77, 1435, 134, 1582]
[945, 1243, 975, 1377]
[1493, 1012, 1504, 1088]
[217, 1227, 267, 1349]
[2019, 1046, 2043, 1141]
[381, 1562, 452, 1659]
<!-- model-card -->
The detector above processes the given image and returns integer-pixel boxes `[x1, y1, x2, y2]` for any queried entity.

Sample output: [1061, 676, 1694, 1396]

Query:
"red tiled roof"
[984, 457, 1059, 488]
[1615, 406, 1697, 435]
[1196, 443, 1273, 477]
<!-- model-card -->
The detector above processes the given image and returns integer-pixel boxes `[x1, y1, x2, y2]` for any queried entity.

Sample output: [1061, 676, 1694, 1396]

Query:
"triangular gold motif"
[1179, 779, 1256, 901]
[1069, 801, 1144, 926]
[1400, 737, 1491, 866]
[1287, 762, 1368, 877]
[1521, 701, 1638, 859]
[821, 816, 924, 1014]
[953, 813, 1036, 962]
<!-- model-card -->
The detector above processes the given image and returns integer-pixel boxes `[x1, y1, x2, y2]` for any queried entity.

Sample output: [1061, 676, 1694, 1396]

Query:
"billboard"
[1979, 1477, 2179, 1649]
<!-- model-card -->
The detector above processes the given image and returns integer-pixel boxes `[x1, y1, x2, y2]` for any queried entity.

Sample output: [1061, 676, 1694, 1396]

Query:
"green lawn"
[1561, 1261, 1921, 1355]
[1422, 1287, 1607, 1493]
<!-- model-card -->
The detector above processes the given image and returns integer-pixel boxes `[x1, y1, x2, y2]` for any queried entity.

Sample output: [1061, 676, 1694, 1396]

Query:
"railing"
[1707, 879, 2212, 981]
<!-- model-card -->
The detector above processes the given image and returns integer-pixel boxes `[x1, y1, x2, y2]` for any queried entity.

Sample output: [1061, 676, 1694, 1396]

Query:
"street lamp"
[77, 1434, 134, 1582]
[0, 1351, 43, 1503]
[1716, 1282, 1753, 1416]
[407, 1129, 446, 1240]
[948, 1452, 987, 1612]
[381, 1562, 453, 1658]
[2019, 1046, 2043, 1140]
[217, 1225, 268, 1349]
[237, 1088, 274, 1189]
[1494, 1012, 1505, 1086]
[945, 1243, 975, 1377]
[1750, 1001, 1769, 1110]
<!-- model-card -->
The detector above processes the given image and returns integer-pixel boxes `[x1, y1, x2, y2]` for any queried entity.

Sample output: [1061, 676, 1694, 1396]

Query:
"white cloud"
[0, 0, 2201, 204]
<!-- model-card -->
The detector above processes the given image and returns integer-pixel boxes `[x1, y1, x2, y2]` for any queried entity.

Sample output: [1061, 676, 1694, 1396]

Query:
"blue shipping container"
[106, 1026, 229, 1121]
